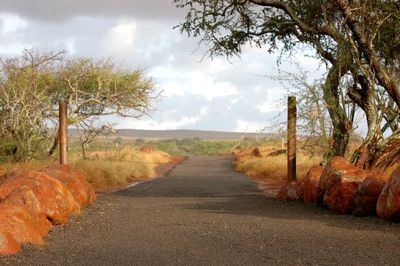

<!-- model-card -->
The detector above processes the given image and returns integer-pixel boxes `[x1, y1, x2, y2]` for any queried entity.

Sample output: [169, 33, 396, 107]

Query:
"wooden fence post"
[287, 96, 297, 181]
[59, 100, 68, 165]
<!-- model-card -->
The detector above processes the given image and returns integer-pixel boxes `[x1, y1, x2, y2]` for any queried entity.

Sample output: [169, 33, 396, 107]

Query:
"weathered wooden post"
[59, 100, 68, 165]
[287, 96, 297, 181]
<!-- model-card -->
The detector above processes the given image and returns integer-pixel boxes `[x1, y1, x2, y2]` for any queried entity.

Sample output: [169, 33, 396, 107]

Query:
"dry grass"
[73, 146, 172, 190]
[234, 144, 321, 181]
[0, 146, 173, 191]
[0, 160, 55, 176]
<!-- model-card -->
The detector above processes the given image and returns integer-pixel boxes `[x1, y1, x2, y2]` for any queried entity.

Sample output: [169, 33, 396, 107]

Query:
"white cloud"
[207, 58, 230, 73]
[102, 20, 137, 54]
[257, 88, 285, 113]
[0, 13, 30, 55]
[118, 115, 200, 130]
[154, 66, 239, 100]
[200, 106, 208, 115]
[0, 13, 27, 33]
[160, 81, 186, 97]
[235, 119, 267, 133]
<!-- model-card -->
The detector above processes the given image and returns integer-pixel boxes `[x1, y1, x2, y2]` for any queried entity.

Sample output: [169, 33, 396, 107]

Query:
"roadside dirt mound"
[0, 165, 96, 255]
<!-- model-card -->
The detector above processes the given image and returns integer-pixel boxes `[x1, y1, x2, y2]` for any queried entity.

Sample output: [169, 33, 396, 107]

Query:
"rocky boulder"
[317, 157, 369, 214]
[297, 165, 323, 204]
[352, 174, 386, 217]
[277, 181, 299, 201]
[0, 170, 79, 224]
[377, 167, 400, 221]
[42, 165, 96, 208]
[276, 183, 289, 200]
[0, 204, 50, 246]
[0, 232, 20, 255]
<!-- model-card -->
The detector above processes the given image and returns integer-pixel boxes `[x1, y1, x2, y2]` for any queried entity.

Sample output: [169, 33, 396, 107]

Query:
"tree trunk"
[81, 142, 87, 160]
[48, 133, 59, 156]
[322, 64, 351, 160]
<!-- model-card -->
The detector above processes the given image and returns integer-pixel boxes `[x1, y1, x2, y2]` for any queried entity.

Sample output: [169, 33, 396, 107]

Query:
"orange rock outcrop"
[297, 165, 323, 204]
[0, 166, 96, 255]
[377, 167, 400, 221]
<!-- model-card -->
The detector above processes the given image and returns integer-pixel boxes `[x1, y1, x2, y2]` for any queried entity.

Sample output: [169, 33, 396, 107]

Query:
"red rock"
[324, 181, 360, 214]
[0, 204, 49, 246]
[42, 165, 96, 208]
[0, 170, 79, 224]
[276, 184, 289, 200]
[377, 167, 400, 221]
[317, 157, 369, 214]
[286, 181, 300, 201]
[251, 147, 262, 157]
[276, 181, 299, 201]
[140, 146, 154, 153]
[0, 232, 20, 255]
[297, 165, 323, 204]
[352, 175, 386, 216]
[2, 188, 52, 236]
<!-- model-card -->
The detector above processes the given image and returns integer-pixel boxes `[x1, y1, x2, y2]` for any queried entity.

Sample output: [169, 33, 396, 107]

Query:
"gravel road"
[1, 156, 400, 266]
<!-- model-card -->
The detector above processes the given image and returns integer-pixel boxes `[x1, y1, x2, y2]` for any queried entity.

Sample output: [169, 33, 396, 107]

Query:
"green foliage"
[0, 50, 157, 162]
[145, 138, 259, 156]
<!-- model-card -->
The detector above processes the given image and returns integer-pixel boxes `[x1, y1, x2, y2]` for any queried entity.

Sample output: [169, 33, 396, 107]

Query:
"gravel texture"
[1, 156, 400, 266]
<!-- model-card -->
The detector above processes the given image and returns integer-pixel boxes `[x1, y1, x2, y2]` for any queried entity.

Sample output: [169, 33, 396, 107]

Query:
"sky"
[0, 0, 324, 133]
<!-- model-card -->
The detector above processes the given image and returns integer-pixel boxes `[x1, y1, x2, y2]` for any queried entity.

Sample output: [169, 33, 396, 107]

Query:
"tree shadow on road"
[174, 194, 400, 233]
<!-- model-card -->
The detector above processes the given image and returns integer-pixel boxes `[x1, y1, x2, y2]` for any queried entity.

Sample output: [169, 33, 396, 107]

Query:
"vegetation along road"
[2, 156, 400, 265]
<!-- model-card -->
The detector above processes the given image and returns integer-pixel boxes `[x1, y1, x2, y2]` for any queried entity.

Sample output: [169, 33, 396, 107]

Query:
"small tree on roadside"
[76, 118, 115, 160]
[0, 50, 158, 162]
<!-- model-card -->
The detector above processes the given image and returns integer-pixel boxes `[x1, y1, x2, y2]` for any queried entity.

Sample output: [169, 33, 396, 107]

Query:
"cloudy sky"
[0, 0, 324, 133]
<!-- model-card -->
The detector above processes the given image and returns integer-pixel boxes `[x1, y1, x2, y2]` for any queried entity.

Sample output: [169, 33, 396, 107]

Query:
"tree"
[174, 0, 400, 171]
[47, 56, 157, 155]
[174, 0, 355, 158]
[76, 118, 115, 160]
[0, 50, 157, 162]
[270, 67, 337, 159]
[0, 51, 62, 161]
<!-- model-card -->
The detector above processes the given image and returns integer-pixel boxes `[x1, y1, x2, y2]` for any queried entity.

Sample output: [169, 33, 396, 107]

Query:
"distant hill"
[111, 129, 275, 140]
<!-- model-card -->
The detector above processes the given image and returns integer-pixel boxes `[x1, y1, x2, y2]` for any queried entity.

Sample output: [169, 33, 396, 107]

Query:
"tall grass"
[73, 146, 172, 190]
[0, 146, 174, 191]
[235, 152, 321, 181]
[234, 143, 322, 181]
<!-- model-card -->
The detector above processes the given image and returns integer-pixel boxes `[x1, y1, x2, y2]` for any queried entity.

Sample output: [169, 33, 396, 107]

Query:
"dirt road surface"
[2, 156, 400, 265]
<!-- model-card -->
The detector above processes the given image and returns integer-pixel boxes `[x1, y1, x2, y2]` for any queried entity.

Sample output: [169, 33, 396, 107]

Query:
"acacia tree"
[0, 51, 62, 161]
[0, 50, 157, 162]
[174, 0, 400, 171]
[47, 56, 157, 155]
